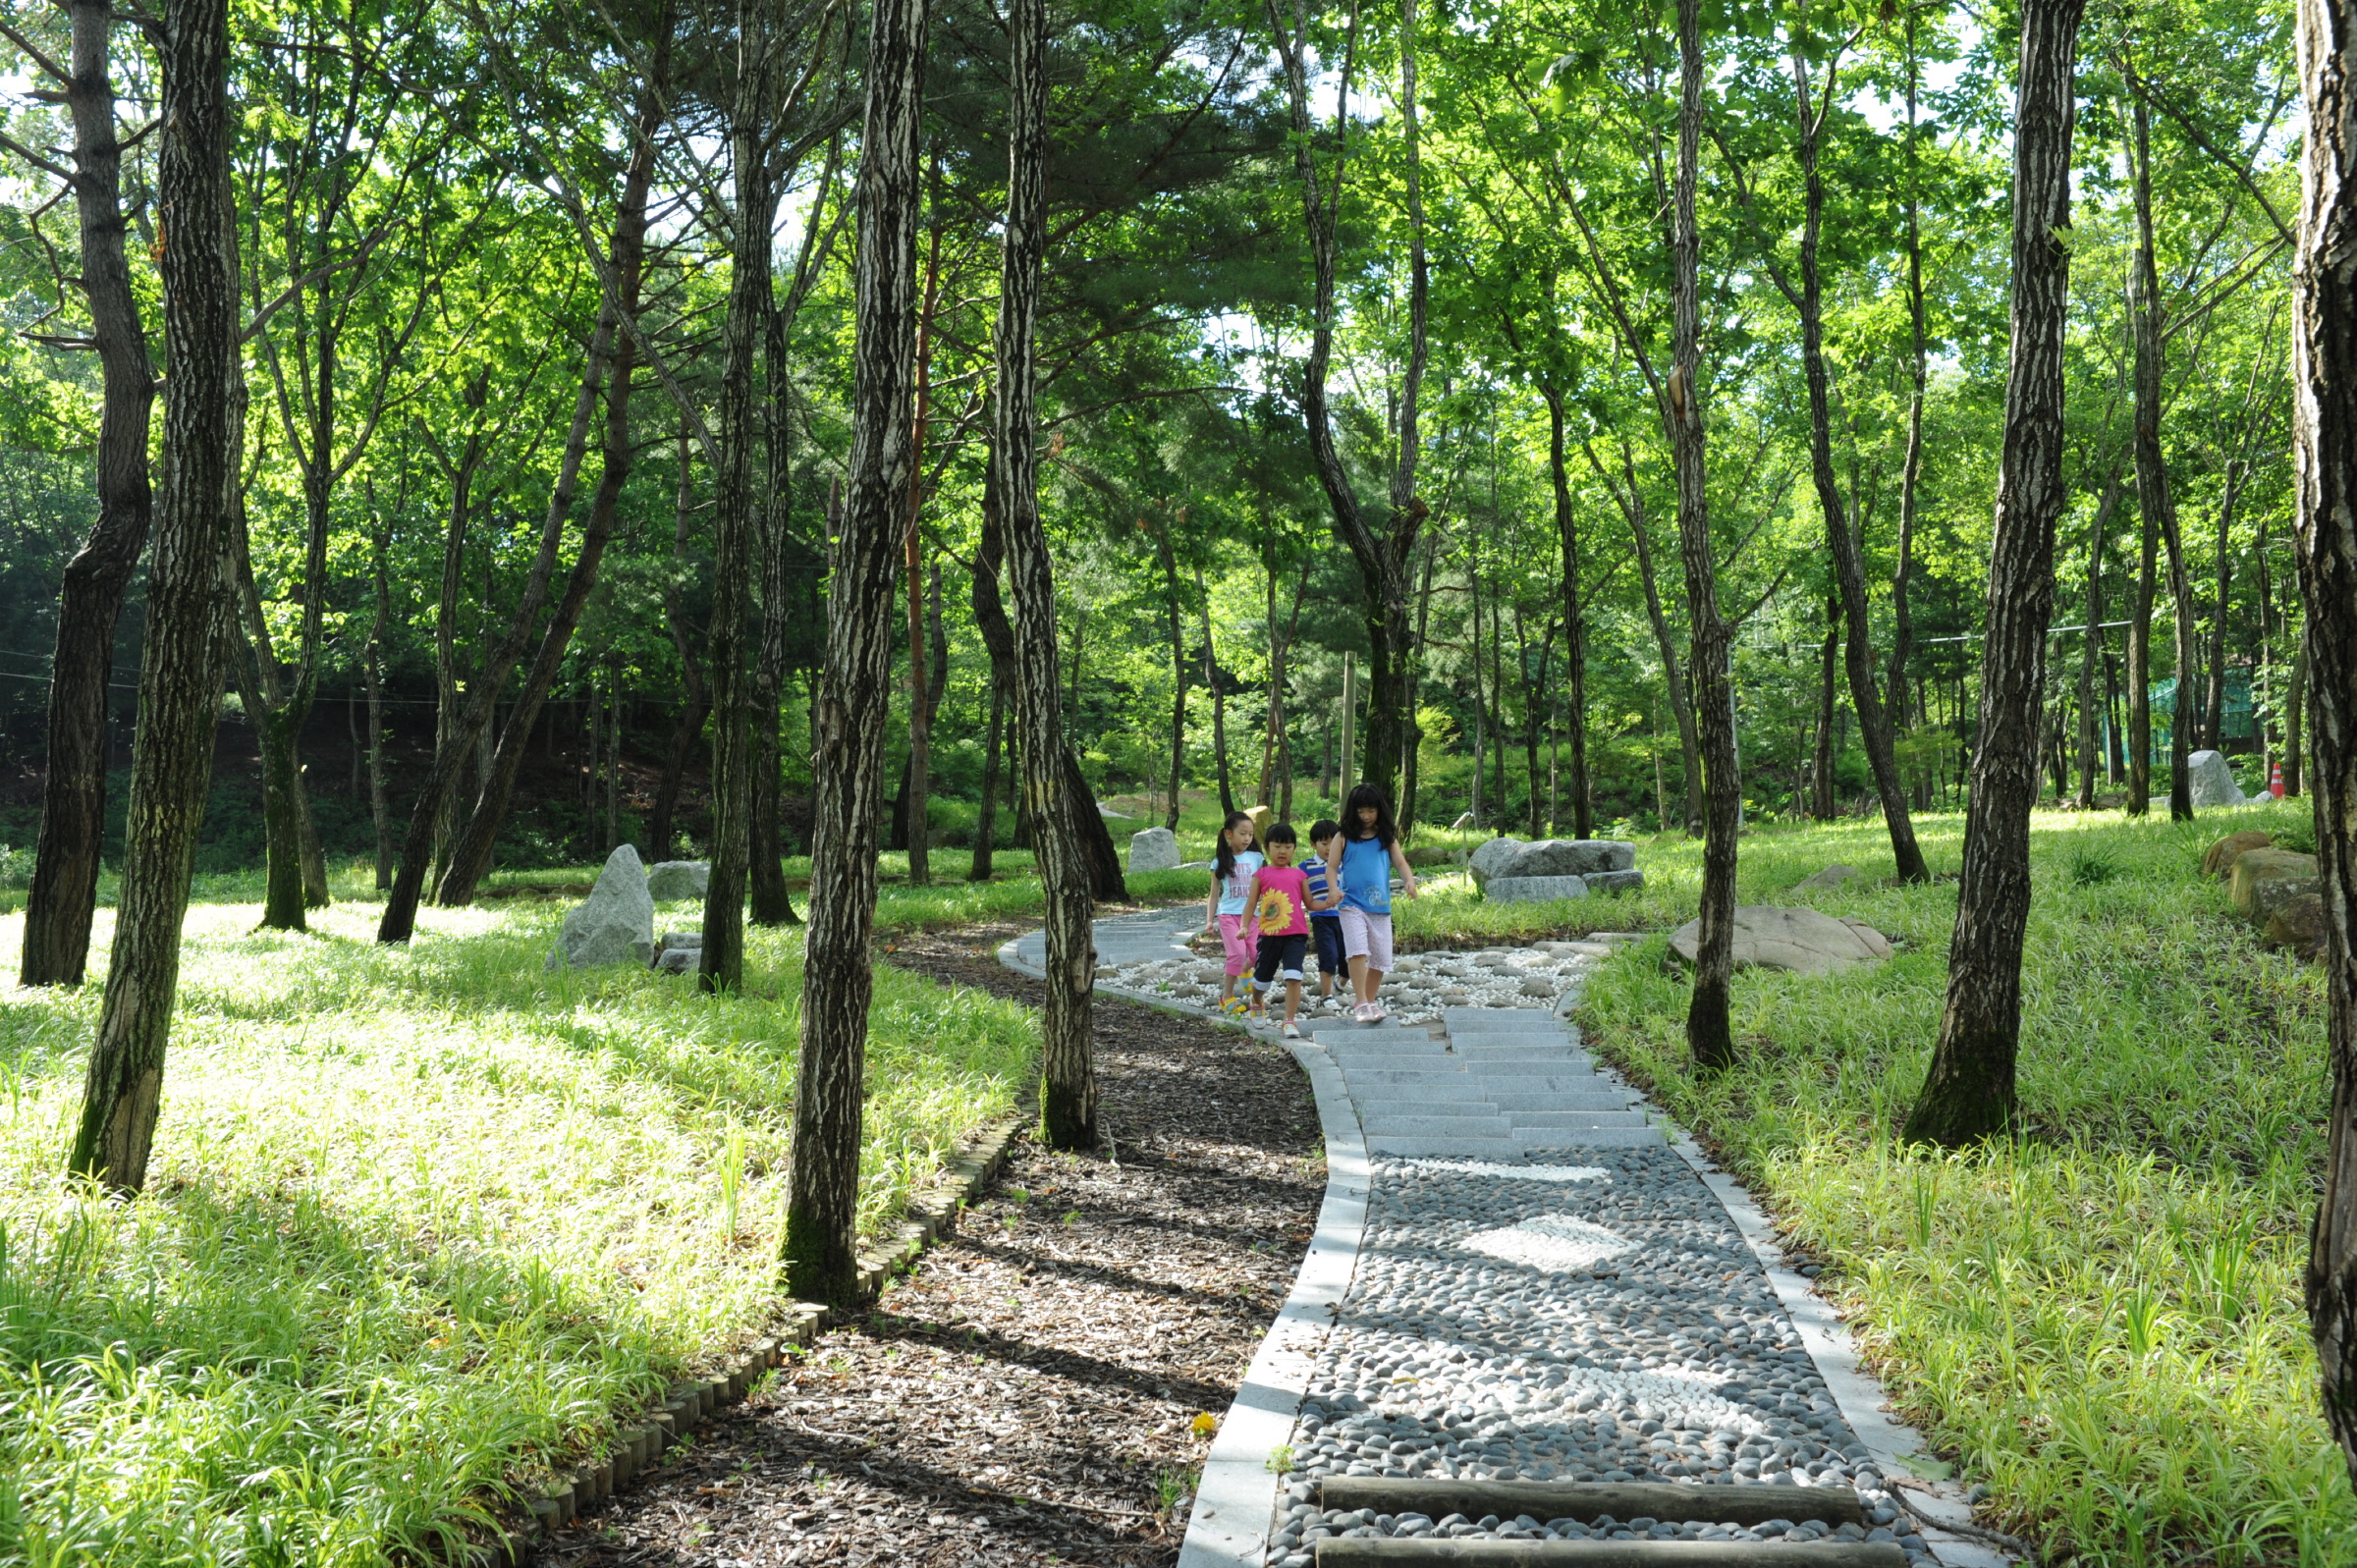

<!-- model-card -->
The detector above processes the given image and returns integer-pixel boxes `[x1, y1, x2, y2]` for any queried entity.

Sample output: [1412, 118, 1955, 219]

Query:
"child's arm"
[1246, 868, 1268, 921]
[1205, 872, 1220, 932]
[1391, 839, 1419, 898]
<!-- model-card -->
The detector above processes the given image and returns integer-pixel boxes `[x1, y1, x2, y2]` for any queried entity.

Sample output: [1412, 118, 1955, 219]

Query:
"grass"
[0, 874, 1040, 1566]
[1560, 799, 2352, 1565]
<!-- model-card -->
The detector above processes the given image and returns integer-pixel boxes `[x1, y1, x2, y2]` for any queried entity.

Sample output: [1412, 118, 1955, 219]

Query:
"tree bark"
[1813, 598, 1839, 818]
[899, 224, 943, 882]
[2128, 75, 2196, 821]
[71, 0, 237, 1190]
[750, 292, 800, 927]
[1266, 0, 1428, 803]
[996, 0, 1097, 1147]
[649, 422, 710, 862]
[2075, 475, 2121, 808]
[1589, 438, 1702, 833]
[1888, 3, 1929, 738]
[1667, 0, 1738, 1073]
[1543, 390, 1593, 838]
[784, 0, 926, 1305]
[1198, 566, 1234, 817]
[1788, 32, 1930, 882]
[23, 0, 155, 988]
[2128, 393, 2158, 815]
[970, 672, 1004, 881]
[699, 2, 776, 992]
[1904, 0, 2086, 1145]
[1154, 519, 1188, 831]
[367, 528, 392, 887]
[2295, 0, 2357, 1470]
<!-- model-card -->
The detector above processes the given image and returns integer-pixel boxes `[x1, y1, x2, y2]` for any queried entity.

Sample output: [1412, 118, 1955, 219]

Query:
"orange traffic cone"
[2270, 758, 2285, 798]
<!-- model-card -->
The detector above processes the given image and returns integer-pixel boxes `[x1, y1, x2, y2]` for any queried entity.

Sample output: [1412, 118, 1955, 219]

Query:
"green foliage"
[0, 886, 1037, 1565]
[1574, 802, 2352, 1562]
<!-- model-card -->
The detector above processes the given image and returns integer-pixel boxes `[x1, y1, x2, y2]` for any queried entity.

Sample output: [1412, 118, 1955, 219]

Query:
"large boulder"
[2231, 848, 2320, 923]
[1502, 838, 1637, 879]
[1128, 826, 1181, 874]
[2263, 892, 2328, 961]
[545, 845, 655, 971]
[1669, 905, 1891, 975]
[1486, 874, 1589, 903]
[1467, 836, 1528, 888]
[1585, 868, 1646, 895]
[2201, 831, 2274, 879]
[2187, 749, 2249, 807]
[645, 859, 710, 900]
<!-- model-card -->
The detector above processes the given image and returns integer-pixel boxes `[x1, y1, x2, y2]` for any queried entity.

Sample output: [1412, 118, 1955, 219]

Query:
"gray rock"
[1794, 864, 1861, 890]
[1502, 839, 1637, 879]
[1585, 869, 1646, 895]
[645, 859, 710, 900]
[1486, 874, 1590, 903]
[1668, 905, 1891, 975]
[1129, 826, 1181, 874]
[545, 845, 655, 971]
[2187, 748, 2249, 807]
[1098, 801, 1133, 819]
[1468, 837, 1528, 888]
[654, 945, 700, 974]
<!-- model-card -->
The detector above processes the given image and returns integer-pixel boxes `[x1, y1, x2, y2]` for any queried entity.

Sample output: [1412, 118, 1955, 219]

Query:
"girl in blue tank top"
[1323, 784, 1418, 1021]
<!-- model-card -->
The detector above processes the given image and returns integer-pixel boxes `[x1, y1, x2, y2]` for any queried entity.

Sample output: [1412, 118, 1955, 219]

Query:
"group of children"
[1203, 783, 1419, 1038]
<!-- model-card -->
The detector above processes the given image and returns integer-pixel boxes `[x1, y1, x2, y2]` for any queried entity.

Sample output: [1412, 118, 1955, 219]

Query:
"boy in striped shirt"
[1304, 820, 1345, 1009]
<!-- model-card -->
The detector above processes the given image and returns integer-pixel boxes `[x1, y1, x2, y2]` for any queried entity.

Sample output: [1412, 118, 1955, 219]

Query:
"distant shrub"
[2067, 846, 2121, 887]
[0, 842, 30, 891]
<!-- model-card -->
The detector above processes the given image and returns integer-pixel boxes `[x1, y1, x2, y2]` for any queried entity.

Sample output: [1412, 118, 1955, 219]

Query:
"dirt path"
[541, 921, 1324, 1567]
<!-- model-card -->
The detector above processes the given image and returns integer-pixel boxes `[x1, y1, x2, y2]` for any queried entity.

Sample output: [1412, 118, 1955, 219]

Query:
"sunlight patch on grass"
[0, 892, 1036, 1566]
[1576, 800, 2354, 1564]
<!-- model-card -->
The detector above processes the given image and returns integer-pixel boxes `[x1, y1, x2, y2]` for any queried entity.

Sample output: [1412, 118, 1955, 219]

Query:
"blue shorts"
[1311, 915, 1345, 978]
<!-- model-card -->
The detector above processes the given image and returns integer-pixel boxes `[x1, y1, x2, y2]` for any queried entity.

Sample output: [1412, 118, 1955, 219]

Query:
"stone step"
[1507, 1109, 1653, 1130]
[1443, 1006, 1571, 1032]
[1364, 1135, 1534, 1159]
[1515, 1127, 1667, 1149]
[1360, 1115, 1519, 1138]
[1502, 1099, 1641, 1118]
[1317, 1478, 1870, 1532]
[1343, 1084, 1496, 1107]
[1354, 1098, 1507, 1118]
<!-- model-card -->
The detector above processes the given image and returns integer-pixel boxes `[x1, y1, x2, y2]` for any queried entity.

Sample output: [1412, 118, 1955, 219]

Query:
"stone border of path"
[452, 1108, 1028, 1563]
[1003, 914, 2016, 1568]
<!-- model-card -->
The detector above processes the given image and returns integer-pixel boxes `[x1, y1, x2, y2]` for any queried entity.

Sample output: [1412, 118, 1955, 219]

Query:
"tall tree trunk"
[1155, 521, 1187, 831]
[1590, 439, 1703, 833]
[2127, 75, 2196, 820]
[1544, 390, 1593, 838]
[2128, 400, 2158, 815]
[2291, 638, 2309, 795]
[72, 0, 236, 1189]
[1198, 567, 1234, 816]
[2294, 0, 2357, 1471]
[970, 672, 1003, 881]
[1266, 0, 1428, 803]
[1789, 34, 1930, 882]
[229, 477, 327, 931]
[1904, 0, 2085, 1145]
[782, 0, 926, 1308]
[367, 528, 392, 887]
[23, 0, 155, 988]
[750, 315, 799, 926]
[698, 5, 776, 991]
[2076, 475, 2121, 808]
[1888, 3, 1928, 737]
[1813, 598, 1839, 818]
[437, 333, 644, 906]
[997, 0, 1097, 1146]
[648, 422, 709, 862]
[1667, 0, 1738, 1072]
[900, 224, 942, 883]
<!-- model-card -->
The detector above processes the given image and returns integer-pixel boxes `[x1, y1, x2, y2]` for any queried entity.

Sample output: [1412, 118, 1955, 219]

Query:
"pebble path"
[1006, 909, 2004, 1566]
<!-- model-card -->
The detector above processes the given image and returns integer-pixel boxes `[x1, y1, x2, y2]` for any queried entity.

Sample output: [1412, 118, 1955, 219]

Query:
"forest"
[5, 0, 2357, 1561]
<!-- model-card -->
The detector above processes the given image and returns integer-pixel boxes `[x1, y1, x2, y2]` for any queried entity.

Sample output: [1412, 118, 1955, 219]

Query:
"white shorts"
[1337, 907, 1394, 971]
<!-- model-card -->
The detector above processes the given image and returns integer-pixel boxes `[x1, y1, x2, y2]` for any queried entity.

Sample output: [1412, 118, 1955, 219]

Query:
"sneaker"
[1220, 996, 1248, 1016]
[1282, 1022, 1303, 1040]
[1352, 1001, 1380, 1022]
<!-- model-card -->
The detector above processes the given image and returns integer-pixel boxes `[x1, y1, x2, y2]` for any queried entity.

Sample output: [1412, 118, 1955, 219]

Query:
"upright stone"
[1486, 874, 1589, 903]
[1128, 826, 1181, 874]
[546, 845, 656, 971]
[1502, 838, 1636, 878]
[2185, 749, 2248, 807]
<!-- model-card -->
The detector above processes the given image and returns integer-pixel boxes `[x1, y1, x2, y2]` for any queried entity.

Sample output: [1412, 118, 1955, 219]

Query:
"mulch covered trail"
[541, 920, 1325, 1568]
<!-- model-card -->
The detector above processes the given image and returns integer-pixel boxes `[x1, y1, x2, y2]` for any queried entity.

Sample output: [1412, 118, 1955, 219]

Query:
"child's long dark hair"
[1343, 784, 1398, 848]
[1213, 809, 1253, 881]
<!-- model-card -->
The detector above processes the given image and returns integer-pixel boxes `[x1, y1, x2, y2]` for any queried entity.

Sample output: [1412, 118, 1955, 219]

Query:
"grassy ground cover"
[1540, 802, 2352, 1564]
[0, 876, 1038, 1566]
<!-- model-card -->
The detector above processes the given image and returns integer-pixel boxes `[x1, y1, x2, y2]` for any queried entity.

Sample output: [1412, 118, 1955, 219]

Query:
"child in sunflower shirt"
[1245, 823, 1332, 1038]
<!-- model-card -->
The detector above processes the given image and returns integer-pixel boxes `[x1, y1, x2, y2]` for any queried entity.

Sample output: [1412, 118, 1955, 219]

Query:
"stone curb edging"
[1657, 1124, 2011, 1567]
[453, 1108, 1028, 1564]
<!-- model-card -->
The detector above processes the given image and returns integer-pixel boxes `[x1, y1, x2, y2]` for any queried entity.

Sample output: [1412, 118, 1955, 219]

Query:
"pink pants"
[1218, 913, 1258, 978]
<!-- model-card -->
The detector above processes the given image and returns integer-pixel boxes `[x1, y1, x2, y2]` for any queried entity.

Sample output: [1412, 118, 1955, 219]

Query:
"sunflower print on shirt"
[1255, 885, 1301, 937]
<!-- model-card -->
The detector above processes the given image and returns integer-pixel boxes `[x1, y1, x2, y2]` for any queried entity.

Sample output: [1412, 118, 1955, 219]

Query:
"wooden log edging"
[454, 1108, 1029, 1565]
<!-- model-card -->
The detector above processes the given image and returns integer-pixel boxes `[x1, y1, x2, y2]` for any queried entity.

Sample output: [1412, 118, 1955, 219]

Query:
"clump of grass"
[1578, 801, 2353, 1564]
[2067, 845, 2121, 886]
[0, 892, 1039, 1566]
